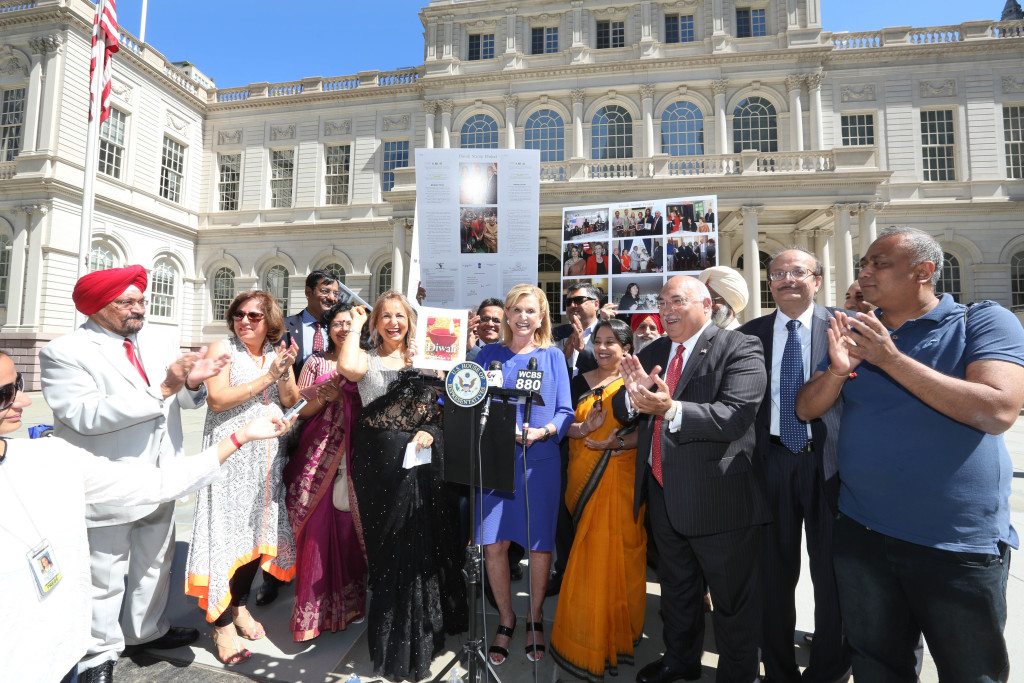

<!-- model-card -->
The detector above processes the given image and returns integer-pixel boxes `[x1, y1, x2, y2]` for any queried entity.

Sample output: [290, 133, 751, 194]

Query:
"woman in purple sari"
[283, 301, 367, 642]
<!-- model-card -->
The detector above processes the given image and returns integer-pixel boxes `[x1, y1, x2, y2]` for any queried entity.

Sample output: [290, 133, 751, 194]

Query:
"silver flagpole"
[139, 0, 148, 43]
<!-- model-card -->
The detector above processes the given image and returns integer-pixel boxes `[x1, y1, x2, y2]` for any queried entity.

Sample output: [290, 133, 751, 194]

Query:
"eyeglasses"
[768, 268, 817, 282]
[111, 298, 148, 309]
[566, 296, 597, 306]
[657, 297, 693, 310]
[0, 373, 23, 411]
[316, 288, 339, 298]
[231, 311, 265, 322]
[329, 321, 351, 330]
[478, 316, 502, 325]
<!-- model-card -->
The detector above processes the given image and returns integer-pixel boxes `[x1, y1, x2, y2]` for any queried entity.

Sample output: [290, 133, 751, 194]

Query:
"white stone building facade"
[1, 0, 1022, 388]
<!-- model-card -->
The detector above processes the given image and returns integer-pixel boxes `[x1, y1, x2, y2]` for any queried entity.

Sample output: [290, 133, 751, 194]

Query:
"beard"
[633, 335, 657, 354]
[711, 305, 734, 329]
[115, 315, 145, 336]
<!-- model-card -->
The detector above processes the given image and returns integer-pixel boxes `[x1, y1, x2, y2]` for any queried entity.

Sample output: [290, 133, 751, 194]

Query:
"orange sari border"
[184, 544, 295, 622]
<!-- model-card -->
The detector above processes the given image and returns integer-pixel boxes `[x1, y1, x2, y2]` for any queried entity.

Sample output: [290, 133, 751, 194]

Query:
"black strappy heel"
[525, 621, 546, 662]
[488, 616, 516, 666]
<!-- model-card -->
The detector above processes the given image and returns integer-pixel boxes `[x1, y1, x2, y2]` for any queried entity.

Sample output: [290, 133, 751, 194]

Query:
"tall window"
[733, 97, 778, 153]
[1011, 251, 1024, 310]
[467, 33, 495, 61]
[737, 251, 774, 311]
[460, 114, 499, 149]
[325, 144, 351, 205]
[665, 14, 696, 43]
[921, 109, 956, 181]
[538, 254, 562, 322]
[736, 8, 767, 37]
[149, 259, 176, 318]
[218, 154, 241, 211]
[270, 149, 295, 208]
[596, 20, 625, 49]
[322, 262, 347, 284]
[0, 234, 11, 304]
[98, 109, 126, 178]
[661, 102, 704, 156]
[936, 252, 961, 302]
[159, 137, 184, 202]
[376, 262, 393, 297]
[524, 109, 565, 162]
[211, 267, 235, 320]
[1004, 105, 1023, 179]
[531, 27, 559, 54]
[841, 113, 875, 146]
[592, 105, 633, 159]
[88, 244, 116, 272]
[0, 87, 25, 162]
[264, 265, 290, 314]
[381, 140, 409, 192]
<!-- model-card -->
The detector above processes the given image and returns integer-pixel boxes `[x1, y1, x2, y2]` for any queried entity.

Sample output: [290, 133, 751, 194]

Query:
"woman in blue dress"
[475, 284, 573, 666]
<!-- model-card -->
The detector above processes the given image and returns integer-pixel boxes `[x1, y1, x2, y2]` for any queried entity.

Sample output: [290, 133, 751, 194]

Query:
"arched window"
[661, 101, 705, 156]
[149, 259, 177, 318]
[736, 250, 774, 311]
[322, 262, 347, 285]
[211, 267, 235, 320]
[89, 244, 116, 272]
[1011, 251, 1024, 310]
[733, 97, 778, 153]
[936, 252, 961, 303]
[0, 234, 11, 305]
[537, 253, 562, 319]
[591, 105, 633, 159]
[460, 114, 499, 149]
[524, 109, 565, 162]
[376, 262, 393, 298]
[264, 264, 290, 314]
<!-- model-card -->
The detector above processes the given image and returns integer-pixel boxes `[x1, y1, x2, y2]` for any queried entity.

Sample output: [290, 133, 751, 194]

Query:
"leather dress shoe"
[255, 576, 280, 606]
[635, 658, 702, 683]
[124, 626, 199, 653]
[545, 571, 563, 597]
[79, 660, 114, 683]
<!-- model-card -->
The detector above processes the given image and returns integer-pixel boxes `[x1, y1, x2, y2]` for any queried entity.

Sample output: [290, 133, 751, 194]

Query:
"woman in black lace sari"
[337, 292, 467, 681]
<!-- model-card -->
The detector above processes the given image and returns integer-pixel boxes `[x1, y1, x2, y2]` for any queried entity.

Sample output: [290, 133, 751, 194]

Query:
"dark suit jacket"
[284, 310, 317, 379]
[614, 326, 770, 536]
[553, 322, 598, 375]
[739, 305, 842, 501]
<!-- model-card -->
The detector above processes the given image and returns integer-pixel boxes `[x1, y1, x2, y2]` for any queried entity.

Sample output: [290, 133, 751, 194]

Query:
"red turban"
[630, 313, 664, 335]
[72, 265, 148, 315]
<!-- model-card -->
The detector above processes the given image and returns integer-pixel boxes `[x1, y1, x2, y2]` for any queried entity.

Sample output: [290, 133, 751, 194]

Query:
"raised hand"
[270, 339, 299, 378]
[568, 314, 586, 352]
[826, 312, 861, 375]
[580, 400, 605, 434]
[350, 305, 369, 331]
[186, 346, 230, 388]
[599, 303, 619, 321]
[620, 354, 658, 393]
[584, 432, 620, 452]
[239, 415, 293, 443]
[627, 372, 675, 416]
[843, 310, 899, 368]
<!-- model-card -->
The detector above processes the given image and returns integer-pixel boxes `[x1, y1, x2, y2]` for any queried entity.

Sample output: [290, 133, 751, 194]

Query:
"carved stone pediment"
[919, 79, 956, 98]
[217, 129, 242, 145]
[324, 119, 351, 136]
[166, 111, 188, 134]
[0, 52, 27, 78]
[841, 84, 876, 102]
[270, 124, 295, 140]
[110, 79, 133, 100]
[1001, 76, 1024, 94]
[383, 114, 410, 131]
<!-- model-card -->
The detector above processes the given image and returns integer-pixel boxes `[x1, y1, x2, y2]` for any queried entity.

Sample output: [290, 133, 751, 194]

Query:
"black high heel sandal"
[525, 621, 546, 662]
[488, 616, 517, 666]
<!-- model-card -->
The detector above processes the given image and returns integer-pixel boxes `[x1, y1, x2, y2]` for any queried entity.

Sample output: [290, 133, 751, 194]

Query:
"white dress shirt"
[569, 322, 597, 376]
[300, 308, 320, 352]
[770, 306, 814, 438]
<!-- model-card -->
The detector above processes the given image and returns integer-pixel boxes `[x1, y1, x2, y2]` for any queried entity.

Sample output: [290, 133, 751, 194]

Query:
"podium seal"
[445, 361, 488, 408]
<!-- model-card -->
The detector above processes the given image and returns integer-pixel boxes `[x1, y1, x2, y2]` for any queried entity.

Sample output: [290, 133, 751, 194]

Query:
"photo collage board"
[560, 194, 719, 314]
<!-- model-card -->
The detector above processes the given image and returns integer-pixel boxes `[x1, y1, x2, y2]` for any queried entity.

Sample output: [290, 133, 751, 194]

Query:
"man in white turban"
[698, 266, 749, 329]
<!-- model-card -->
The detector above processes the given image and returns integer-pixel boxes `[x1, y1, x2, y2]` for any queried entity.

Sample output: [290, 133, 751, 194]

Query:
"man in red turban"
[40, 265, 229, 683]
[630, 313, 664, 353]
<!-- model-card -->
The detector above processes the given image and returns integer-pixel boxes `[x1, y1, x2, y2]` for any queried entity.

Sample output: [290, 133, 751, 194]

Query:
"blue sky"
[113, 1, 1007, 89]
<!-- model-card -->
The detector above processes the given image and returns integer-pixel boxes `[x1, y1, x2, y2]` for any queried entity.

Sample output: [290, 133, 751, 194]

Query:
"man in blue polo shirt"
[796, 226, 1024, 682]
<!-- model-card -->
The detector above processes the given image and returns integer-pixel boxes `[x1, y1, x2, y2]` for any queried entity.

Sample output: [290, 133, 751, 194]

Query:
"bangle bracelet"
[826, 365, 848, 378]
[229, 432, 242, 449]
[247, 383, 253, 398]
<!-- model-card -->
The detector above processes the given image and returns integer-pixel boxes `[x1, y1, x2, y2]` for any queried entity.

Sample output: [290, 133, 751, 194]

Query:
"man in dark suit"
[738, 249, 849, 683]
[704, 210, 716, 227]
[617, 275, 769, 683]
[552, 283, 601, 377]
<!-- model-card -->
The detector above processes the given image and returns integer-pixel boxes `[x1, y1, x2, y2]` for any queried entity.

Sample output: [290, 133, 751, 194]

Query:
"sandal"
[525, 621, 546, 662]
[212, 625, 251, 666]
[232, 605, 266, 641]
[488, 616, 517, 666]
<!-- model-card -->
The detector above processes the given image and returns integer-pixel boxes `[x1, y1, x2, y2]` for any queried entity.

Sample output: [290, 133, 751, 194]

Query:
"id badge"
[27, 540, 62, 597]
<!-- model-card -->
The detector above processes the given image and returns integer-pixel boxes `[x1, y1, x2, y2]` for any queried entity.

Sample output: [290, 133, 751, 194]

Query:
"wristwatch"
[546, 425, 556, 439]
[617, 436, 625, 450]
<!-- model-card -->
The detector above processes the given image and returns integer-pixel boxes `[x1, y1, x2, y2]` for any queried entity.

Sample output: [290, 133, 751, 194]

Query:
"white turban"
[698, 266, 749, 312]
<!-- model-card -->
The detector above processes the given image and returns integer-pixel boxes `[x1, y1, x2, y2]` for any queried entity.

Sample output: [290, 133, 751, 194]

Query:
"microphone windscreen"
[527, 356, 538, 370]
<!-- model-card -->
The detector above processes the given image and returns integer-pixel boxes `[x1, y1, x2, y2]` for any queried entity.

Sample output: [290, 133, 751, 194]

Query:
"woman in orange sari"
[550, 318, 646, 681]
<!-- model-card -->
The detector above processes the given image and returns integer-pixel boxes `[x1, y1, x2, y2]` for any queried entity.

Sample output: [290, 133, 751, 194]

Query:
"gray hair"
[769, 247, 823, 276]
[567, 282, 602, 302]
[877, 226, 943, 285]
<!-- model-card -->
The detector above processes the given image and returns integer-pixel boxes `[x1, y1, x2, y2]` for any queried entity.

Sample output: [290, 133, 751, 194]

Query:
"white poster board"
[409, 148, 540, 309]
[560, 194, 719, 314]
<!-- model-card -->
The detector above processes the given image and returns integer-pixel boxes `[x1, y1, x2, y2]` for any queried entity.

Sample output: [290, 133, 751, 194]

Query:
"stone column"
[24, 39, 48, 155]
[423, 101, 437, 149]
[426, 17, 438, 61]
[571, 1, 585, 46]
[806, 70, 825, 151]
[390, 218, 406, 293]
[439, 99, 454, 149]
[858, 201, 882, 256]
[504, 94, 518, 149]
[787, 0, 800, 29]
[640, 84, 655, 157]
[442, 15, 454, 60]
[712, 0, 726, 34]
[6, 206, 45, 328]
[814, 228, 834, 306]
[640, 1, 654, 41]
[717, 229, 734, 267]
[571, 89, 585, 158]
[712, 79, 729, 157]
[741, 206, 764, 318]
[35, 34, 64, 155]
[834, 203, 854, 300]
[505, 8, 518, 53]
[786, 74, 804, 152]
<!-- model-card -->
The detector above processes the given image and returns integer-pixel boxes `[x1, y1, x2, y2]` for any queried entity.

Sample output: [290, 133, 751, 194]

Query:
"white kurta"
[0, 438, 224, 682]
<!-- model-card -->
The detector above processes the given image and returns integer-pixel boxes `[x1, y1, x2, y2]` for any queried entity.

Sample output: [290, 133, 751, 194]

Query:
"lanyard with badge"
[0, 439, 63, 598]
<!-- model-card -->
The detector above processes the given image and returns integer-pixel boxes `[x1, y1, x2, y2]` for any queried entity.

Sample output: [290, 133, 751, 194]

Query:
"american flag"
[88, 0, 119, 123]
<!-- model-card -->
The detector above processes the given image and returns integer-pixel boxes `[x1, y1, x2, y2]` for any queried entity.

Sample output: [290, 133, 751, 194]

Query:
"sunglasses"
[566, 296, 596, 306]
[231, 311, 265, 322]
[0, 373, 23, 411]
[478, 315, 502, 325]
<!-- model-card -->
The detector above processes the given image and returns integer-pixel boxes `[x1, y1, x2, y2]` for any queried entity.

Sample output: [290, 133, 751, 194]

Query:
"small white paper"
[403, 442, 433, 469]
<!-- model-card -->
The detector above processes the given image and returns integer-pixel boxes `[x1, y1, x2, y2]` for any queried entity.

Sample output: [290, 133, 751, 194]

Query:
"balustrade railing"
[268, 82, 303, 97]
[908, 25, 962, 44]
[831, 32, 881, 50]
[216, 88, 250, 103]
[993, 20, 1024, 38]
[118, 31, 141, 55]
[323, 76, 359, 91]
[0, 1, 35, 13]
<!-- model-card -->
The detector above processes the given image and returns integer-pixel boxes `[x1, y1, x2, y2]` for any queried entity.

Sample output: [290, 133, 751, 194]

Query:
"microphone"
[521, 356, 541, 434]
[479, 360, 503, 431]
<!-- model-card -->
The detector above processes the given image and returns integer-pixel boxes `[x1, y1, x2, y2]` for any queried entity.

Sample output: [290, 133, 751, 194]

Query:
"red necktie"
[651, 344, 685, 486]
[312, 324, 325, 354]
[123, 337, 150, 385]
